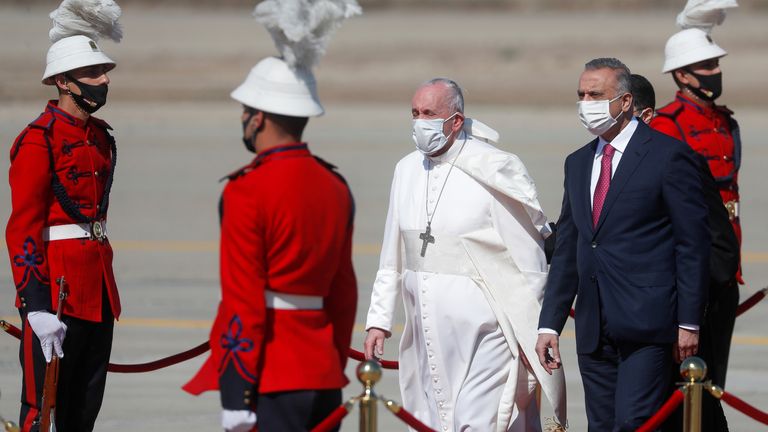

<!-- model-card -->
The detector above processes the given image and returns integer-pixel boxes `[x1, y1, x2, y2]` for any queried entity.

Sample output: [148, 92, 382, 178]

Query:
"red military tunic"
[6, 101, 120, 322]
[651, 92, 742, 282]
[651, 92, 741, 237]
[184, 143, 357, 409]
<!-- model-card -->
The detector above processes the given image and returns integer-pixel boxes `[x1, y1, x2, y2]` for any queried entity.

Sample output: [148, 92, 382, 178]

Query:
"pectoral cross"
[419, 222, 435, 257]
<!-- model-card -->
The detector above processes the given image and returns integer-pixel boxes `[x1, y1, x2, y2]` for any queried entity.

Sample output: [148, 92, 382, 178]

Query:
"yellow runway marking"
[732, 335, 768, 346]
[109, 241, 383, 255]
[118, 317, 212, 329]
[109, 241, 768, 262]
[110, 240, 217, 252]
[3, 317, 768, 347]
[0, 239, 758, 262]
[743, 252, 768, 263]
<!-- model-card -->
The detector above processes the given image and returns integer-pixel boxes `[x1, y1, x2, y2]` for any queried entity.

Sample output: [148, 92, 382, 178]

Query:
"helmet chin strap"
[65, 87, 90, 116]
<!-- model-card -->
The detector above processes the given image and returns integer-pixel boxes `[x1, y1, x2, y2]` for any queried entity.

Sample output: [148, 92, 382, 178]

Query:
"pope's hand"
[27, 311, 67, 363]
[535, 333, 561, 375]
[221, 409, 256, 432]
[364, 328, 389, 360]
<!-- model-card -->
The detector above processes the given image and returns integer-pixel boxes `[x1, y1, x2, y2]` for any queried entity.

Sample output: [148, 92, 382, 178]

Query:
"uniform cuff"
[18, 279, 52, 313]
[219, 362, 257, 411]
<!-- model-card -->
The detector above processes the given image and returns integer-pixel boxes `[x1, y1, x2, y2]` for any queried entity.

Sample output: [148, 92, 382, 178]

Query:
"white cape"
[455, 149, 567, 427]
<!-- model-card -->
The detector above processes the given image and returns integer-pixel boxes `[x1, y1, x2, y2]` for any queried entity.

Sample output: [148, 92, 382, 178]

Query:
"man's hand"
[535, 333, 562, 375]
[221, 409, 256, 432]
[674, 328, 700, 363]
[27, 311, 67, 363]
[363, 328, 389, 360]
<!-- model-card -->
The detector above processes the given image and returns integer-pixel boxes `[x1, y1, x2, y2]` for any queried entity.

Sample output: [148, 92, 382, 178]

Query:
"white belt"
[402, 230, 480, 279]
[42, 221, 107, 242]
[265, 290, 323, 310]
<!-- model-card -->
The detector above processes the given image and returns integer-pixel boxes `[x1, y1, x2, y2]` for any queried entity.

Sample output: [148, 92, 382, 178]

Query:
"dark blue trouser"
[256, 388, 342, 432]
[578, 335, 672, 432]
[19, 301, 113, 432]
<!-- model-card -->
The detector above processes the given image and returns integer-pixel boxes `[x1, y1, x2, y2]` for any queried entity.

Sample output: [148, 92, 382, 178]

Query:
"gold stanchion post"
[357, 360, 382, 432]
[680, 356, 707, 432]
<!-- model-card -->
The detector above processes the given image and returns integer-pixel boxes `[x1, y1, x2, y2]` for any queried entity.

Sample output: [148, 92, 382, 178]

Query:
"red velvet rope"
[0, 320, 210, 373]
[736, 287, 767, 317]
[721, 391, 768, 425]
[0, 320, 21, 338]
[310, 403, 351, 432]
[106, 342, 210, 373]
[5, 286, 762, 376]
[392, 406, 436, 432]
[636, 389, 685, 432]
[348, 348, 399, 369]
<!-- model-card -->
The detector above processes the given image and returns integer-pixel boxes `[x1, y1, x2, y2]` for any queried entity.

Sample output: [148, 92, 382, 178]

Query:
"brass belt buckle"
[724, 201, 738, 221]
[90, 221, 106, 242]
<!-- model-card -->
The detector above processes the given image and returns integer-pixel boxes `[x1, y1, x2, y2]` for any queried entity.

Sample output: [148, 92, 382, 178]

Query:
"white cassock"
[366, 121, 567, 432]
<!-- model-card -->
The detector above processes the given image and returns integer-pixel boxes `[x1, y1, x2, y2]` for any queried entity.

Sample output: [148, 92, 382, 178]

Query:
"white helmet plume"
[253, 0, 361, 70]
[676, 0, 738, 33]
[49, 0, 123, 43]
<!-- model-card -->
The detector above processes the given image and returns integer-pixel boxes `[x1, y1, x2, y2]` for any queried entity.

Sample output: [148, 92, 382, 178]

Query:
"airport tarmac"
[1, 5, 767, 431]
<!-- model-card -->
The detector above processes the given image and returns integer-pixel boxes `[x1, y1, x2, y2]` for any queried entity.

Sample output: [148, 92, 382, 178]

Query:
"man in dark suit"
[535, 58, 710, 431]
[629, 73, 739, 432]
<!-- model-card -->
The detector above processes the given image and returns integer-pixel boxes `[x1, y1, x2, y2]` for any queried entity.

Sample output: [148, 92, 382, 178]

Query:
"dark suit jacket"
[539, 121, 710, 354]
[698, 155, 740, 287]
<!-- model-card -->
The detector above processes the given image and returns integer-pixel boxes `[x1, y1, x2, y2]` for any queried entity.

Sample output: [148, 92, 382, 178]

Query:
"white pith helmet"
[230, 56, 324, 118]
[42, 35, 115, 85]
[662, 28, 727, 73]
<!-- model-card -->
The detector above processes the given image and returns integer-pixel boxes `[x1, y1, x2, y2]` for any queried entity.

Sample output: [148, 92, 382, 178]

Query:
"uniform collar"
[256, 142, 310, 161]
[675, 91, 719, 115]
[46, 100, 87, 129]
[220, 142, 311, 182]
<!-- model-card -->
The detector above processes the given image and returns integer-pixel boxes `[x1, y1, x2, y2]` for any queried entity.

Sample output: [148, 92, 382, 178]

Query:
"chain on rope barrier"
[635, 388, 685, 432]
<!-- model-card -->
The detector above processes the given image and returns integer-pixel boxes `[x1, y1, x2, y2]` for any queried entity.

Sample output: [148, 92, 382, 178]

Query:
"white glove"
[27, 311, 67, 363]
[221, 409, 256, 432]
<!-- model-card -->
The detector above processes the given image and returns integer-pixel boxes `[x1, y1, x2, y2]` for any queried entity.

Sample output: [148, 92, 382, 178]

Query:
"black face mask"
[685, 70, 722, 102]
[65, 74, 108, 114]
[241, 109, 258, 153]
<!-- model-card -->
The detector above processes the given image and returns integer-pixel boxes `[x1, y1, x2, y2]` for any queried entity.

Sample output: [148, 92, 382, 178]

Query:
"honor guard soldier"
[183, 2, 360, 430]
[4, 1, 124, 431]
[652, 2, 742, 430]
[651, 28, 742, 254]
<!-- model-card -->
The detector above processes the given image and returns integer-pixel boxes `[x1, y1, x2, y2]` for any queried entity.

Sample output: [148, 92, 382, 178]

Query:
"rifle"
[39, 276, 67, 432]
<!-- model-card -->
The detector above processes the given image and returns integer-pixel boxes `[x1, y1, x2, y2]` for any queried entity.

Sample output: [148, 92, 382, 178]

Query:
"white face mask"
[412, 113, 458, 155]
[577, 94, 624, 136]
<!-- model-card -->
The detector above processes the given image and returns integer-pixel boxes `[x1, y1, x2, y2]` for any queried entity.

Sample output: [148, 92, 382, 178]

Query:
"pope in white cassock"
[364, 79, 567, 432]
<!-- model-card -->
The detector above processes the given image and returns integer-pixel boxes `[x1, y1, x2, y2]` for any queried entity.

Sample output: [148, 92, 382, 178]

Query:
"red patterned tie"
[592, 143, 615, 227]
